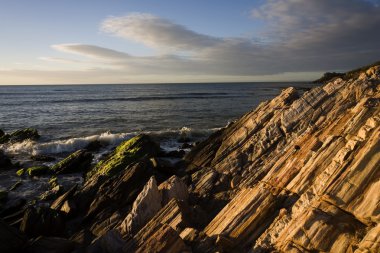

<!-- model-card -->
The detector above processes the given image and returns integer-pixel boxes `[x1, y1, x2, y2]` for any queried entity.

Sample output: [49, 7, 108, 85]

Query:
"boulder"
[20, 206, 66, 237]
[51, 150, 93, 174]
[120, 176, 162, 235]
[30, 154, 56, 162]
[0, 220, 27, 253]
[88, 134, 160, 177]
[0, 128, 39, 144]
[158, 175, 189, 205]
[0, 198, 26, 218]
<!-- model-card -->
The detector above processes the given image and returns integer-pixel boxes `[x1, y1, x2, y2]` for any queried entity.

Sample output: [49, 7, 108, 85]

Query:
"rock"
[181, 143, 193, 149]
[150, 157, 179, 174]
[88, 134, 160, 177]
[60, 199, 77, 216]
[26, 165, 51, 177]
[30, 154, 56, 162]
[163, 149, 186, 158]
[51, 185, 77, 210]
[9, 180, 22, 191]
[16, 168, 25, 176]
[51, 149, 93, 174]
[0, 220, 27, 253]
[39, 185, 63, 201]
[0, 127, 39, 144]
[20, 206, 66, 238]
[0, 198, 26, 218]
[180, 227, 199, 241]
[84, 159, 153, 221]
[85, 140, 104, 151]
[158, 175, 189, 205]
[0, 150, 12, 169]
[120, 176, 162, 235]
[27, 236, 79, 253]
[0, 129, 4, 137]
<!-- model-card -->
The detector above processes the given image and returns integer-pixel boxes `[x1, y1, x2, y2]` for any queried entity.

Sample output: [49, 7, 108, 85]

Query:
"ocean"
[0, 82, 316, 199]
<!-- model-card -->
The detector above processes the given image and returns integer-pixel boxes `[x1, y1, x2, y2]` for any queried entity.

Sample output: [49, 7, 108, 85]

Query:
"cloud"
[52, 44, 131, 60]
[101, 13, 221, 51]
[20, 1, 380, 84]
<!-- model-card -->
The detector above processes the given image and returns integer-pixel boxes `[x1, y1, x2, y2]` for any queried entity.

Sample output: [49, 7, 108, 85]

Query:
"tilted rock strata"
[187, 65, 380, 252]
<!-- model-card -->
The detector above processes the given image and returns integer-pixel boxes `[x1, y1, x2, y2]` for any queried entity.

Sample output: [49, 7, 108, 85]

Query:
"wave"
[0, 127, 221, 156]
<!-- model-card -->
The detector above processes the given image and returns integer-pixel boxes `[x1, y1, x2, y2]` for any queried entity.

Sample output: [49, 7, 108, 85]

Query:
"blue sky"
[1, 0, 380, 84]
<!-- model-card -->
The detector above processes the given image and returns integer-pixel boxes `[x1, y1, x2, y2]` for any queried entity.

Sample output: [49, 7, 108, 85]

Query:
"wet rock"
[120, 176, 162, 235]
[20, 206, 66, 238]
[0, 129, 4, 137]
[9, 180, 22, 191]
[27, 236, 79, 253]
[0, 150, 12, 169]
[26, 165, 51, 177]
[181, 143, 193, 149]
[0, 190, 8, 202]
[85, 140, 104, 152]
[88, 134, 159, 177]
[39, 185, 63, 201]
[51, 150, 93, 174]
[0, 220, 27, 253]
[51, 185, 77, 211]
[0, 198, 27, 218]
[16, 168, 25, 176]
[0, 128, 39, 144]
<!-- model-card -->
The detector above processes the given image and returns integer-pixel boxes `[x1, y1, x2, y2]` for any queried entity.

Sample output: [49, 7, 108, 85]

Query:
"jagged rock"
[182, 63, 380, 252]
[20, 206, 65, 237]
[123, 199, 192, 252]
[0, 220, 27, 253]
[84, 160, 153, 221]
[0, 150, 12, 169]
[27, 236, 79, 253]
[60, 199, 77, 216]
[120, 176, 162, 235]
[51, 149, 93, 174]
[51, 185, 77, 210]
[0, 128, 39, 144]
[39, 185, 63, 201]
[88, 134, 159, 177]
[158, 175, 189, 205]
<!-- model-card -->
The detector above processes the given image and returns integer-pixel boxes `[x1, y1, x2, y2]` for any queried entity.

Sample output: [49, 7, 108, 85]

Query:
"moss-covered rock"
[51, 149, 93, 174]
[16, 168, 25, 176]
[88, 134, 160, 177]
[26, 166, 50, 177]
[0, 128, 39, 144]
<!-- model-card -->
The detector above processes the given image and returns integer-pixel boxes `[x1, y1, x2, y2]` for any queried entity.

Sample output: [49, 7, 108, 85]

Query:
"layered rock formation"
[0, 63, 379, 253]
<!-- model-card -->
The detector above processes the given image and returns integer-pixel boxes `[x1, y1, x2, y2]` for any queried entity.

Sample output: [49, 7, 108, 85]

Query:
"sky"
[1, 0, 380, 84]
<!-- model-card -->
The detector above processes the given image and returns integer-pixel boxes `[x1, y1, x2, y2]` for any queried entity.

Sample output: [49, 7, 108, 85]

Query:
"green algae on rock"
[26, 166, 51, 177]
[88, 134, 160, 177]
[51, 150, 93, 175]
[0, 128, 39, 144]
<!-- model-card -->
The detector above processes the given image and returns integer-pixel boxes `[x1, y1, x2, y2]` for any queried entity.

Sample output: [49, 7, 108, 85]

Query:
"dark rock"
[39, 185, 64, 201]
[26, 165, 51, 177]
[0, 128, 39, 144]
[88, 134, 159, 177]
[0, 129, 4, 137]
[51, 150, 93, 174]
[27, 236, 79, 253]
[20, 206, 66, 238]
[178, 137, 191, 143]
[181, 143, 193, 149]
[150, 157, 179, 175]
[30, 154, 56, 162]
[84, 140, 104, 152]
[167, 149, 186, 158]
[312, 72, 345, 84]
[0, 198, 27, 218]
[0, 190, 8, 203]
[85, 159, 153, 220]
[0, 220, 27, 253]
[0, 150, 12, 169]
[9, 181, 22, 191]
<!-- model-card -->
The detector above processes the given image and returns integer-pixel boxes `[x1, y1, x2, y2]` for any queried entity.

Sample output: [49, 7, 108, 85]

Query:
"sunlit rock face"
[185, 65, 380, 252]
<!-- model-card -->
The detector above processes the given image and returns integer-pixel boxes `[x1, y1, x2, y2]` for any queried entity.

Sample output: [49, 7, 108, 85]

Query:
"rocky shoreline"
[1, 63, 380, 253]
